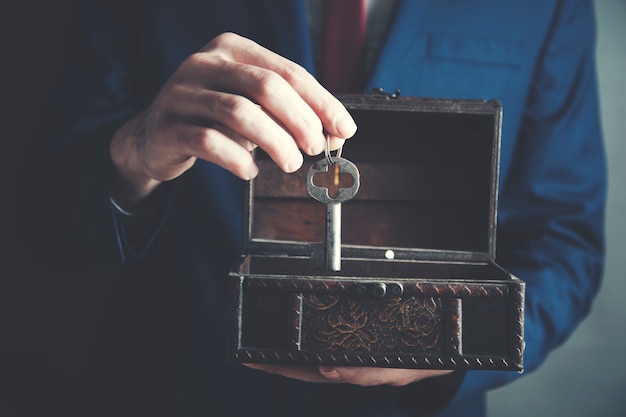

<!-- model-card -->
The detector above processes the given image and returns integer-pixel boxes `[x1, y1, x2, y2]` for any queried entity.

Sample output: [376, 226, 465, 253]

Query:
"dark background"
[1, 2, 75, 270]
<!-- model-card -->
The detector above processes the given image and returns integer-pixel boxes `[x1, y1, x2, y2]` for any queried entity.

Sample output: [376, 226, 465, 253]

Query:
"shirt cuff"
[109, 180, 178, 263]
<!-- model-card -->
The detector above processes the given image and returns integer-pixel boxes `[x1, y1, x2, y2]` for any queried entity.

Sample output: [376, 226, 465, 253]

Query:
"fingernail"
[319, 366, 342, 381]
[248, 163, 259, 179]
[286, 150, 304, 173]
[310, 137, 326, 156]
[337, 116, 357, 138]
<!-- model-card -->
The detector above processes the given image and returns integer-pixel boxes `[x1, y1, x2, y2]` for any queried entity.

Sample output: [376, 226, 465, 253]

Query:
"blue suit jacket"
[12, 1, 605, 416]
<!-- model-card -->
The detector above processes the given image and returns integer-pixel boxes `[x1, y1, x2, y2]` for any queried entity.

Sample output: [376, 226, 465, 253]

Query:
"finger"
[179, 124, 260, 180]
[227, 62, 354, 155]
[244, 363, 453, 387]
[242, 363, 342, 384]
[171, 89, 304, 173]
[192, 56, 327, 156]
[327, 134, 347, 152]
[203, 33, 357, 141]
[212, 123, 257, 152]
[318, 367, 454, 387]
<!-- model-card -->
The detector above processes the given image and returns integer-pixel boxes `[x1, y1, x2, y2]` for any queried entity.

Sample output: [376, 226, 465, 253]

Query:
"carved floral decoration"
[302, 294, 444, 353]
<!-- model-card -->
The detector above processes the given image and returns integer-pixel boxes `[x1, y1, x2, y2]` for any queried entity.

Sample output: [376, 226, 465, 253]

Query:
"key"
[306, 155, 360, 271]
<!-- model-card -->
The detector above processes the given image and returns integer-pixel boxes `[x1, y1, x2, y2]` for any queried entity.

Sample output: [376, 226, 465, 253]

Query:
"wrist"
[109, 120, 161, 209]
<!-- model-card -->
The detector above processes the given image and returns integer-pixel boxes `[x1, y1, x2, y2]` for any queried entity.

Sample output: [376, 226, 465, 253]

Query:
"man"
[8, 0, 605, 416]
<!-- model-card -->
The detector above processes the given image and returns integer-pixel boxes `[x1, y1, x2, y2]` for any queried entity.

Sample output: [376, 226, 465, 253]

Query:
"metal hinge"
[367, 87, 401, 99]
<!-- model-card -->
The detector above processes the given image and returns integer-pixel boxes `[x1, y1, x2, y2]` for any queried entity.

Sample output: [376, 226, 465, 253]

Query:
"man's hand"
[110, 32, 357, 206]
[244, 363, 453, 387]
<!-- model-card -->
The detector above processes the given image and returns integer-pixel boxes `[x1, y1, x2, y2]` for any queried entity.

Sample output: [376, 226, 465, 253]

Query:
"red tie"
[321, 0, 366, 94]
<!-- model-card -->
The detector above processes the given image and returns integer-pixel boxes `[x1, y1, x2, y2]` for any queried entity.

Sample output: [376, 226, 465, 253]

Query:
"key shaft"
[306, 156, 360, 272]
[326, 202, 342, 271]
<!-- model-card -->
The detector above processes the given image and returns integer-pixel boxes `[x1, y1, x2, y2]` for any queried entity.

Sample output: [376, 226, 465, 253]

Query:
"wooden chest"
[227, 92, 525, 371]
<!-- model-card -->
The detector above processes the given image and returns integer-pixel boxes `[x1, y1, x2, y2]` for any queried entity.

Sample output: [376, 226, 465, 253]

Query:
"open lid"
[245, 93, 502, 264]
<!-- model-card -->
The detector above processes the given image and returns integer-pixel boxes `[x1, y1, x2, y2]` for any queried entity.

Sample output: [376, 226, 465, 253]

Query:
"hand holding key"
[306, 140, 360, 271]
[109, 32, 356, 209]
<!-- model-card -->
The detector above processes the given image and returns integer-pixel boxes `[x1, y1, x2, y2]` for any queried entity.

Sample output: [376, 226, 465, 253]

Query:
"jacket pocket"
[427, 32, 522, 68]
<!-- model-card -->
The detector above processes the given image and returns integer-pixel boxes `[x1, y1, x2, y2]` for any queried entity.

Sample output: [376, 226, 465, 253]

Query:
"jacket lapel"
[365, 0, 436, 94]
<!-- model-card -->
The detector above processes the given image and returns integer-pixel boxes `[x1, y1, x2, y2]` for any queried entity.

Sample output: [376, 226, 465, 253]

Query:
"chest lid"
[245, 93, 502, 264]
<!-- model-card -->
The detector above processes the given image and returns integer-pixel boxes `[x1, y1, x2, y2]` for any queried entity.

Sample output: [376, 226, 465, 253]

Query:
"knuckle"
[185, 46, 231, 77]
[188, 129, 218, 155]
[251, 70, 283, 98]
[218, 94, 251, 118]
[186, 51, 205, 66]
[182, 52, 209, 74]
[207, 32, 238, 50]
[165, 83, 187, 103]
[317, 95, 343, 119]
[280, 61, 310, 85]
[295, 111, 322, 134]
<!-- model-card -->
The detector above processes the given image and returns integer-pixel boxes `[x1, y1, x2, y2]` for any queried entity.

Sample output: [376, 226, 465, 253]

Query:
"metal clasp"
[368, 87, 401, 99]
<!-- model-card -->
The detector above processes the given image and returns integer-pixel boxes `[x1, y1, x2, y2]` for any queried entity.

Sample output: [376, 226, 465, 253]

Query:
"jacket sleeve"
[13, 1, 168, 272]
[449, 0, 606, 406]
